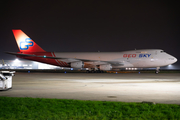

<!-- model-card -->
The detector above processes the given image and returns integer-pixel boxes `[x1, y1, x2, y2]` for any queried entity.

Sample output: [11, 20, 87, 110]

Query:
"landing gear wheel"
[86, 70, 92, 73]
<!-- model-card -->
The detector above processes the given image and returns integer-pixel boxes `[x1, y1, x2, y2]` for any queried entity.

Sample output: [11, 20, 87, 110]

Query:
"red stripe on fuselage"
[52, 52, 66, 66]
[51, 52, 62, 66]
[50, 52, 69, 67]
[60, 61, 65, 66]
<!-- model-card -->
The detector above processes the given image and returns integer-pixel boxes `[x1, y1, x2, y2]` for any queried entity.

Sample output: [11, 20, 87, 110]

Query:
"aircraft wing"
[6, 52, 124, 66]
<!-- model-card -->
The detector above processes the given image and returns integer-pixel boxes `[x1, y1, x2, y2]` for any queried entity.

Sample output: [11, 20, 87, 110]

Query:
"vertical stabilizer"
[12, 30, 45, 53]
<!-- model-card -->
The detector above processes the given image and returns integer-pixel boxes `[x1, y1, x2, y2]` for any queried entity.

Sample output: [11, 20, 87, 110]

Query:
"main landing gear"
[86, 70, 104, 73]
[86, 68, 104, 73]
[155, 67, 160, 74]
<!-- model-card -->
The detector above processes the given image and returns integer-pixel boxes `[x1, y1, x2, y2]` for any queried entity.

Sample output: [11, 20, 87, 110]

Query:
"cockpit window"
[160, 51, 164, 53]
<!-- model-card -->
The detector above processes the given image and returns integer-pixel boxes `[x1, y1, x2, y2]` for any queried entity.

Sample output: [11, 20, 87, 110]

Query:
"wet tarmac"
[1, 72, 180, 104]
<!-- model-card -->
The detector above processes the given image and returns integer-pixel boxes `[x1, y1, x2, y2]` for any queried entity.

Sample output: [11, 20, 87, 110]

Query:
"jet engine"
[70, 61, 84, 68]
[99, 64, 112, 71]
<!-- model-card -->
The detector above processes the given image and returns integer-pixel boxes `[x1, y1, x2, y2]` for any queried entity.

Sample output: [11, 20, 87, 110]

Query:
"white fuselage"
[52, 49, 177, 69]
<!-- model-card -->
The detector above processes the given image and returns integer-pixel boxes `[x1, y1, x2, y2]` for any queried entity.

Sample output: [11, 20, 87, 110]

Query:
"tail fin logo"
[20, 38, 34, 50]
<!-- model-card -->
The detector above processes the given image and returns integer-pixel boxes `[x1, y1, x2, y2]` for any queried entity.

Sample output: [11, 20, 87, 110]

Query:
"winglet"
[12, 30, 45, 53]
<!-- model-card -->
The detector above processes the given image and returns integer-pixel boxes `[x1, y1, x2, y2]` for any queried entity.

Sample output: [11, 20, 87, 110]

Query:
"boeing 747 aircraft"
[6, 30, 177, 73]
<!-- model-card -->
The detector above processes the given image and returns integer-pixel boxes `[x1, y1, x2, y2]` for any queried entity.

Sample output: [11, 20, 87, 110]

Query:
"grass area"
[0, 97, 180, 120]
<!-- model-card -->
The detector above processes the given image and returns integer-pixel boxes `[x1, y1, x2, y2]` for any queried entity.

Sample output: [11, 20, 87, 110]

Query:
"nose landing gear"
[155, 67, 160, 74]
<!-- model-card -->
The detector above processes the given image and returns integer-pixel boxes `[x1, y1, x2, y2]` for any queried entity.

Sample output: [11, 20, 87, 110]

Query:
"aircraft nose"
[168, 55, 177, 64]
[174, 57, 177, 63]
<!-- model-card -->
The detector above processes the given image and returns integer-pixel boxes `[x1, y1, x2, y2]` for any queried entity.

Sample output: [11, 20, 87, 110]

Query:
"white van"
[0, 71, 15, 90]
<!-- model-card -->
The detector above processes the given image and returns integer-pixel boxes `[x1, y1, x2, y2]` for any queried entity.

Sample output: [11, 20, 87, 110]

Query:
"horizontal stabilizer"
[5, 52, 36, 57]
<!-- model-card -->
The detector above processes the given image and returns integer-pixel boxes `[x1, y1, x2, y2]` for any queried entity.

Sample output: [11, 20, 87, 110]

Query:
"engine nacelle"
[99, 64, 112, 71]
[70, 61, 84, 68]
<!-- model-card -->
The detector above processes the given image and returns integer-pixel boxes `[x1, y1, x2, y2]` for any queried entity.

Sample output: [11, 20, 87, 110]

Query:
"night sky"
[1, 1, 179, 68]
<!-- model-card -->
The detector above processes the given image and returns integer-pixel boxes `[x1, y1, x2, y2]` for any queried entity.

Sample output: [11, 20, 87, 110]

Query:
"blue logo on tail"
[20, 38, 34, 50]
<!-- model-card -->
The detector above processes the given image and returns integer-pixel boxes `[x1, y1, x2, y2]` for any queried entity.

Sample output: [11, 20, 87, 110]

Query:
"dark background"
[0, 0, 179, 68]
